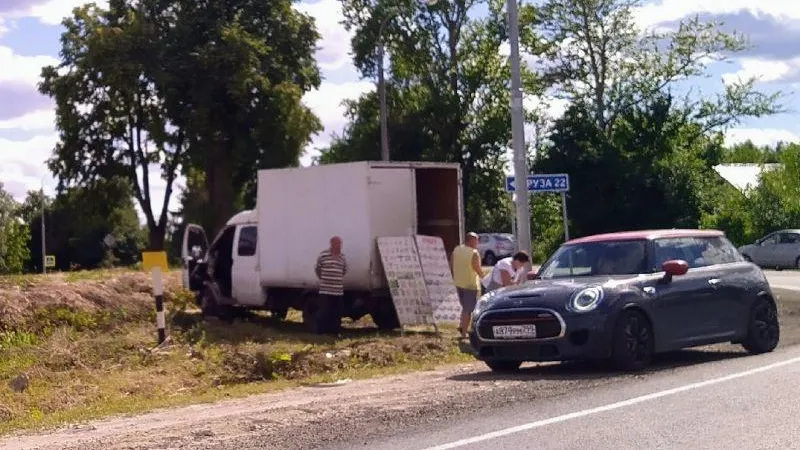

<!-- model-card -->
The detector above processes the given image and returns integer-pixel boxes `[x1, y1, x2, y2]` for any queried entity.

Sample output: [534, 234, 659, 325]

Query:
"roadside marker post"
[505, 174, 571, 244]
[141, 251, 169, 345]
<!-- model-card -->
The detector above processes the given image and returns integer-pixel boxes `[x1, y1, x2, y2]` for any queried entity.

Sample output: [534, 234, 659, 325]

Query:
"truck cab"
[182, 210, 267, 319]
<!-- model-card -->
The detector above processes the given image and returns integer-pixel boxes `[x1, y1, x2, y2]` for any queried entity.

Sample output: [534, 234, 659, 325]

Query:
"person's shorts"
[456, 287, 479, 312]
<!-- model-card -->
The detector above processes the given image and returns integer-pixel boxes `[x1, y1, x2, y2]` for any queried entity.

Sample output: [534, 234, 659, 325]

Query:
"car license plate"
[492, 324, 537, 339]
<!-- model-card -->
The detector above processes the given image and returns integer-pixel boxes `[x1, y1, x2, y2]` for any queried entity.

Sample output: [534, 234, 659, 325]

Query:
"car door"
[693, 235, 749, 338]
[751, 232, 779, 267]
[181, 224, 209, 291]
[232, 224, 264, 306]
[650, 237, 722, 347]
[776, 232, 800, 268]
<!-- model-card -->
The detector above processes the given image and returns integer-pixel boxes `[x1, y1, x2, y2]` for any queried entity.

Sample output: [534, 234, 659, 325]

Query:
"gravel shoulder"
[5, 286, 800, 450]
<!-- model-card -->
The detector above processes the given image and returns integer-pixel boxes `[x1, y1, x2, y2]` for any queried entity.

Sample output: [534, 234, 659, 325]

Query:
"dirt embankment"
[0, 270, 469, 437]
[0, 270, 183, 332]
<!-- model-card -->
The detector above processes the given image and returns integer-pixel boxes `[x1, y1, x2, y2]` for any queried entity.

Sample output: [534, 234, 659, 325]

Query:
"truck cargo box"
[257, 161, 463, 291]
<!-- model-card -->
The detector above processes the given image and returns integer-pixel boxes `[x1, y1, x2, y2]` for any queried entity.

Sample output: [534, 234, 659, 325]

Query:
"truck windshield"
[538, 240, 648, 279]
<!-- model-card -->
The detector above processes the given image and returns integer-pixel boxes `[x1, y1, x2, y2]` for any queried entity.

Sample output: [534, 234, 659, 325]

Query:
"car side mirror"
[527, 270, 540, 280]
[661, 259, 689, 282]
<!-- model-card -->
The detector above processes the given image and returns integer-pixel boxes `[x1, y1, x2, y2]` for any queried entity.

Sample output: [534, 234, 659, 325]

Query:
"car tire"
[484, 251, 497, 266]
[610, 309, 654, 371]
[485, 360, 522, 372]
[742, 297, 780, 355]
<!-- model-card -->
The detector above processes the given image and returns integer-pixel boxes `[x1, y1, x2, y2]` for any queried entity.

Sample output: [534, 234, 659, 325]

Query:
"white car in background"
[478, 233, 516, 266]
[738, 229, 800, 270]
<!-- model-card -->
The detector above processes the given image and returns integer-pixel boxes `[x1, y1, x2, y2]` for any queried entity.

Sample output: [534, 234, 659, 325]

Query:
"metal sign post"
[506, 173, 570, 243]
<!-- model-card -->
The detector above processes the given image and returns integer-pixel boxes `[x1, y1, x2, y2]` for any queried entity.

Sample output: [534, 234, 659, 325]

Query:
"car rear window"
[653, 236, 742, 269]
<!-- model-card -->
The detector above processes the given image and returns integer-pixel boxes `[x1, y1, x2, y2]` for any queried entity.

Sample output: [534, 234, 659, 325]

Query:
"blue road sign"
[505, 174, 569, 193]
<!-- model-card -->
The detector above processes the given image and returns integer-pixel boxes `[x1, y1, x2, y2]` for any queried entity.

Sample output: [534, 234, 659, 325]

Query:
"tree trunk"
[147, 223, 166, 251]
[205, 148, 236, 239]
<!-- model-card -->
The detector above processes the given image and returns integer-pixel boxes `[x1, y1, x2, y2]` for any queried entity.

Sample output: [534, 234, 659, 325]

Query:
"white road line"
[420, 355, 800, 450]
[771, 284, 800, 292]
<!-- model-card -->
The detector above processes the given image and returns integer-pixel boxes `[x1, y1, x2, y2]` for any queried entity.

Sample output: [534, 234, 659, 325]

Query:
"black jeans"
[318, 294, 344, 334]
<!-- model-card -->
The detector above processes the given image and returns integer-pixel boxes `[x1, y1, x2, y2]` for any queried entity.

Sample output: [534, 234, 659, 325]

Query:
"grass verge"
[0, 270, 472, 435]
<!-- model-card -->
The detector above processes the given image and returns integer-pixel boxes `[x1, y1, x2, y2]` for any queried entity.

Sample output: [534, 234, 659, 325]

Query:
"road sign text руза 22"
[505, 174, 570, 193]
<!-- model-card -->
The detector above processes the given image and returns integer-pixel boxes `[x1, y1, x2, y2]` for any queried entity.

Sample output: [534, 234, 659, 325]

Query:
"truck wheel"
[370, 304, 401, 331]
[270, 308, 288, 321]
[200, 287, 218, 318]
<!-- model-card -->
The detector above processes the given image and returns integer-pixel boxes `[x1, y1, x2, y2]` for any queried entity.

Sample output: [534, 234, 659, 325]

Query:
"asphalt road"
[332, 270, 800, 450]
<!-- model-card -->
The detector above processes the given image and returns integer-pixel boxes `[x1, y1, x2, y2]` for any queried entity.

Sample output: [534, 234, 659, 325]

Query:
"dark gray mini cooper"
[465, 229, 781, 372]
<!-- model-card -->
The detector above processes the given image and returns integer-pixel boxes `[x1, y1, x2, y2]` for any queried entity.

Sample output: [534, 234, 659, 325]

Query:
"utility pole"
[378, 42, 390, 161]
[506, 0, 531, 254]
[40, 182, 46, 274]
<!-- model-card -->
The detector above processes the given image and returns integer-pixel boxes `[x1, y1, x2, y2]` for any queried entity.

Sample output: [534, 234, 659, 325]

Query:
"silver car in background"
[738, 229, 800, 270]
[477, 233, 516, 266]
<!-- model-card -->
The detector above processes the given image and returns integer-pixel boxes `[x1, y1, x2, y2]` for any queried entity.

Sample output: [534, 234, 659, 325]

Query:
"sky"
[0, 0, 799, 222]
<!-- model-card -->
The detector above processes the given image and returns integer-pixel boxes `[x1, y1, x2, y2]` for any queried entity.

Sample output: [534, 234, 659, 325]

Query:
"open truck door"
[181, 224, 209, 291]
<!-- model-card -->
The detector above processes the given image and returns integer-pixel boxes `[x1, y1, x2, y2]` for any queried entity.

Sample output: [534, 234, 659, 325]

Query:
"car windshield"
[493, 234, 514, 242]
[538, 240, 648, 279]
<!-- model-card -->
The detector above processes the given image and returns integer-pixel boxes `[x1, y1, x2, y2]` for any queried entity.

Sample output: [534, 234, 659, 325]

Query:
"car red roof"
[566, 229, 724, 244]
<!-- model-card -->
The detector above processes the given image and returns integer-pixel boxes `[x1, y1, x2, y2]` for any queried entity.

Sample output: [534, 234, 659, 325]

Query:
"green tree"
[19, 178, 145, 272]
[156, 0, 322, 236]
[537, 95, 726, 238]
[327, 0, 543, 230]
[722, 140, 781, 164]
[0, 183, 31, 274]
[537, 0, 782, 136]
[39, 2, 185, 250]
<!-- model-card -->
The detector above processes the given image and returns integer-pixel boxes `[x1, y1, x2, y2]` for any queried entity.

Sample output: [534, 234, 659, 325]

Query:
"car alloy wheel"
[742, 298, 780, 354]
[485, 360, 522, 372]
[611, 310, 653, 371]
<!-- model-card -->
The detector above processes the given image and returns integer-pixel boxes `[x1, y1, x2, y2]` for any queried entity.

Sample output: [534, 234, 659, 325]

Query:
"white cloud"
[0, 134, 59, 200]
[0, 109, 55, 131]
[301, 80, 375, 163]
[0, 46, 58, 86]
[294, 0, 353, 71]
[724, 127, 800, 147]
[5, 0, 109, 26]
[633, 1, 800, 31]
[721, 57, 800, 85]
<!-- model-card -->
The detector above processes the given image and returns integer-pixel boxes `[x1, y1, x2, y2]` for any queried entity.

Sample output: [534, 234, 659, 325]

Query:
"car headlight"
[473, 290, 497, 316]
[568, 286, 604, 312]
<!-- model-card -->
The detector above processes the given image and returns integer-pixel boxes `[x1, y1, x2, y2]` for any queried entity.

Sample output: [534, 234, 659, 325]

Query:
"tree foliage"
[153, 0, 323, 236]
[702, 143, 800, 246]
[327, 0, 542, 230]
[537, 0, 783, 136]
[41, 0, 324, 249]
[536, 94, 725, 241]
[0, 184, 30, 274]
[19, 178, 145, 272]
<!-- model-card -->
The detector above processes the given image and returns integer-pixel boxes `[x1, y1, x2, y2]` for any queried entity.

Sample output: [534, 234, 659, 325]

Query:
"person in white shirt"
[482, 251, 531, 292]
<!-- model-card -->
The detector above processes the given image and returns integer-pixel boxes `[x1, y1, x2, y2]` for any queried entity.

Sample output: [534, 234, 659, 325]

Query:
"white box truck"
[180, 161, 464, 332]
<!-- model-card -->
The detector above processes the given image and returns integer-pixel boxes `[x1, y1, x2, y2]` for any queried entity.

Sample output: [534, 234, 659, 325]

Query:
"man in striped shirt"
[314, 236, 348, 333]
